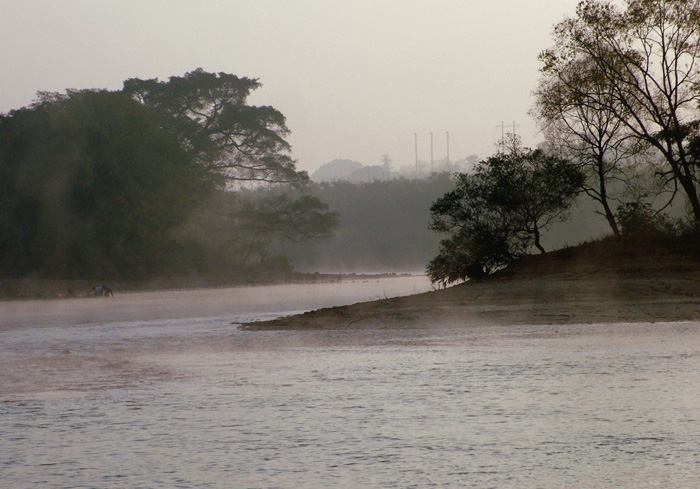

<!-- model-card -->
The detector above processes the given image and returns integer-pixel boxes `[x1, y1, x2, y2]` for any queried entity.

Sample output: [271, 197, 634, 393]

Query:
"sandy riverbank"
[244, 237, 700, 329]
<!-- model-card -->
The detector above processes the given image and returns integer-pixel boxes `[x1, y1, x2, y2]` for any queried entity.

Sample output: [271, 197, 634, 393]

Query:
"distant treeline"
[275, 175, 456, 272]
[279, 175, 618, 273]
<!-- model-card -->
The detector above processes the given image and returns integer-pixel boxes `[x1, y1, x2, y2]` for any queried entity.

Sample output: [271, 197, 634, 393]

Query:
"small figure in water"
[91, 285, 114, 297]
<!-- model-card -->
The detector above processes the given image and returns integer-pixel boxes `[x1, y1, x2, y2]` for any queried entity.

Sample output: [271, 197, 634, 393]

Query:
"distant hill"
[311, 159, 364, 182]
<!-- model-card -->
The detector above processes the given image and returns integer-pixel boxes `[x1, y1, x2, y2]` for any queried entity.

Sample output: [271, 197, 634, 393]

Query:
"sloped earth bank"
[243, 237, 700, 330]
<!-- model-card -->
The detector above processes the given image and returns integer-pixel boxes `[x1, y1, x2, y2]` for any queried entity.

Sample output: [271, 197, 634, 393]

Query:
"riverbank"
[244, 237, 700, 329]
[0, 271, 413, 300]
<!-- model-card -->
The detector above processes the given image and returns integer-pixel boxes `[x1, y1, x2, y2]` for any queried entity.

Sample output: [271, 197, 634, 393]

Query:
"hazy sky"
[1, 0, 584, 174]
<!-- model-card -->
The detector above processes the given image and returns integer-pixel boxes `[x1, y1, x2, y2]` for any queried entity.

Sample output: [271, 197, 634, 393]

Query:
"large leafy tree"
[123, 68, 305, 185]
[0, 89, 208, 278]
[121, 69, 337, 274]
[428, 140, 583, 285]
[1, 70, 338, 280]
[540, 0, 700, 224]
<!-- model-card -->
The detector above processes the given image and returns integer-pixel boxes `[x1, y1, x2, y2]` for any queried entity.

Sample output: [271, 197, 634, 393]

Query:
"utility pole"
[430, 131, 434, 173]
[446, 131, 450, 165]
[496, 121, 520, 140]
[414, 133, 418, 175]
[509, 120, 520, 136]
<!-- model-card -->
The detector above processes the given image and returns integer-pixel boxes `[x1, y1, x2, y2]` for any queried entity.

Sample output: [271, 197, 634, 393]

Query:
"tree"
[235, 193, 338, 242]
[533, 56, 637, 238]
[427, 140, 583, 285]
[123, 68, 305, 185]
[0, 90, 208, 278]
[541, 0, 700, 224]
[428, 195, 515, 286]
[229, 191, 338, 267]
[0, 71, 338, 280]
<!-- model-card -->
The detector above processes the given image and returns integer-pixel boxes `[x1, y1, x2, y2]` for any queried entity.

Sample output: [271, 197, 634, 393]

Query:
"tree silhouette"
[428, 138, 583, 285]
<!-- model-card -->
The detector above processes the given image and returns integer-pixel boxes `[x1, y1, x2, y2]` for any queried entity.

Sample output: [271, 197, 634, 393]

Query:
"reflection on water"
[2, 278, 700, 488]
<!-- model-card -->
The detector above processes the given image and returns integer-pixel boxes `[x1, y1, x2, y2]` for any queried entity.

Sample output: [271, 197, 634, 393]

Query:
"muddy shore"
[244, 238, 700, 329]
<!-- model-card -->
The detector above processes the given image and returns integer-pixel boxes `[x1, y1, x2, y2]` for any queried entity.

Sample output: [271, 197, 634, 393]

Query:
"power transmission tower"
[508, 120, 520, 135]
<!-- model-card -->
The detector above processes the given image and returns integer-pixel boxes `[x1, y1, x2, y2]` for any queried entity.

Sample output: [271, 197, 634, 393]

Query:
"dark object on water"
[91, 285, 114, 297]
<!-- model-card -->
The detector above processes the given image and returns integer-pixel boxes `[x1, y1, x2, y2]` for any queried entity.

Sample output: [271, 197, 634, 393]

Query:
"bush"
[616, 202, 676, 237]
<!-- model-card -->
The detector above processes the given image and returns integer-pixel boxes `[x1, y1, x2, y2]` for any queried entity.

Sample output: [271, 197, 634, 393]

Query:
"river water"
[2, 276, 699, 488]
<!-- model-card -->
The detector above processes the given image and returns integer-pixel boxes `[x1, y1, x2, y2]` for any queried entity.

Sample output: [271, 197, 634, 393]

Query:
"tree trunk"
[664, 143, 700, 225]
[602, 202, 621, 238]
[533, 226, 546, 254]
[597, 157, 621, 238]
[678, 170, 700, 225]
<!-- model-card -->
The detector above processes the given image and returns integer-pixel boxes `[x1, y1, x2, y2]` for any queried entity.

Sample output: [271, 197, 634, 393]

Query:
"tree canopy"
[533, 55, 636, 238]
[0, 89, 208, 278]
[123, 69, 306, 185]
[0, 70, 336, 280]
[428, 141, 583, 286]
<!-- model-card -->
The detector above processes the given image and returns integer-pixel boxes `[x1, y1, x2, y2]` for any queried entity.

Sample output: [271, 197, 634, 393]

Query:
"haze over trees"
[310, 155, 480, 183]
[311, 159, 365, 182]
[4, 1, 699, 286]
[273, 174, 459, 272]
[0, 70, 337, 280]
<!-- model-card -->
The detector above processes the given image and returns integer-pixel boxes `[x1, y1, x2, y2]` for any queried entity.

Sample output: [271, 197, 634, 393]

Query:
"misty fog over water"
[2, 278, 700, 488]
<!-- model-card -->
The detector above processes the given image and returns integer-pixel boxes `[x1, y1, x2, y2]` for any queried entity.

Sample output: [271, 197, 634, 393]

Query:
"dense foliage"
[0, 71, 336, 280]
[427, 143, 583, 286]
[431, 0, 700, 288]
[0, 90, 209, 278]
[122, 69, 305, 185]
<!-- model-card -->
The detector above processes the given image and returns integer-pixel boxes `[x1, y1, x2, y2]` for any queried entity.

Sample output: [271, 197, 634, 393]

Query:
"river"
[1, 276, 699, 488]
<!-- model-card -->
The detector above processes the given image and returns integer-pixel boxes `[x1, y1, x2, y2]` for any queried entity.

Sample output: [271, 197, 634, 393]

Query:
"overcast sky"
[1, 0, 584, 173]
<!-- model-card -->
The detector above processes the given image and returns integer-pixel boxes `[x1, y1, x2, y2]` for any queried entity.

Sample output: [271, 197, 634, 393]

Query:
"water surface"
[2, 277, 699, 488]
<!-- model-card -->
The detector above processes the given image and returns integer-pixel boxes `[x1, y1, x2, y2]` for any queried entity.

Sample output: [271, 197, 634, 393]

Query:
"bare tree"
[540, 0, 700, 224]
[533, 56, 639, 237]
